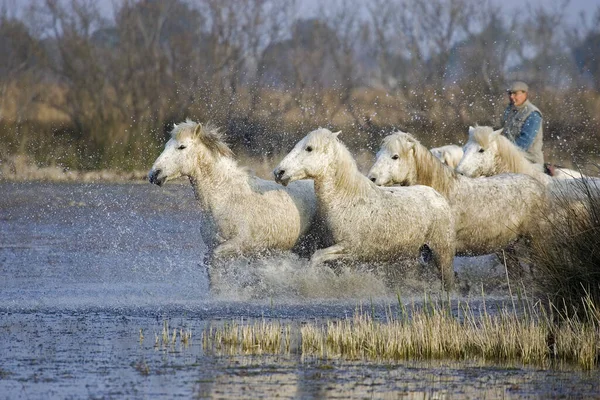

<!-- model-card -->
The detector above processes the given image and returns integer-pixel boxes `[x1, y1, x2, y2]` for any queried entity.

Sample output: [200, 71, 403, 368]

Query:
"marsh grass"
[202, 318, 292, 356]
[151, 320, 192, 349]
[529, 176, 600, 319]
[203, 295, 600, 370]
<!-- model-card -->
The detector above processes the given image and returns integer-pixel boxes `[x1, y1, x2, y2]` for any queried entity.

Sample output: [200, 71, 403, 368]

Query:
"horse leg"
[204, 249, 233, 296]
[213, 238, 244, 260]
[202, 251, 214, 288]
[207, 238, 247, 295]
[497, 245, 524, 280]
[309, 244, 347, 268]
[428, 241, 456, 292]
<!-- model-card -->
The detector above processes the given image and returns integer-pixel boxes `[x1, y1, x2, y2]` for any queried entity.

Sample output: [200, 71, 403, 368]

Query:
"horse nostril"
[274, 169, 285, 180]
[149, 169, 162, 183]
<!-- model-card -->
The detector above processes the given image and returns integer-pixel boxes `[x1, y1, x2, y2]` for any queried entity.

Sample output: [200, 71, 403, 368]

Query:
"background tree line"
[0, 0, 599, 175]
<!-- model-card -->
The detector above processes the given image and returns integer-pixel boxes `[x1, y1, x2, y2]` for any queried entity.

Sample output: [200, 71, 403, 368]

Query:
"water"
[1, 182, 598, 399]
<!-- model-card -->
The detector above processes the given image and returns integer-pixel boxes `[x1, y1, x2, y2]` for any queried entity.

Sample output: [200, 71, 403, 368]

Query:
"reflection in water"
[0, 182, 598, 398]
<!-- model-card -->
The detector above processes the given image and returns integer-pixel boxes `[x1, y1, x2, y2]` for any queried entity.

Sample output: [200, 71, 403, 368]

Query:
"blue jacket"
[514, 111, 542, 151]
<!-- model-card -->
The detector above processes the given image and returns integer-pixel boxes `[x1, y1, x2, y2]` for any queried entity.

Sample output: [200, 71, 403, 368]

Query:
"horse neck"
[413, 144, 458, 197]
[314, 147, 373, 206]
[188, 156, 251, 210]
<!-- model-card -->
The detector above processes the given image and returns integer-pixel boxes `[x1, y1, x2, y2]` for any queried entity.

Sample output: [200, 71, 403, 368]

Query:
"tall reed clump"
[301, 298, 598, 369]
[529, 176, 600, 318]
[202, 318, 291, 355]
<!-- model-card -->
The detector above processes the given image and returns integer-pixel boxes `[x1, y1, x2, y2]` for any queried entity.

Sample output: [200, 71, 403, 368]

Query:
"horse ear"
[443, 152, 452, 167]
[193, 123, 203, 137]
[173, 123, 178, 129]
[491, 128, 503, 139]
[333, 130, 341, 137]
[468, 126, 475, 136]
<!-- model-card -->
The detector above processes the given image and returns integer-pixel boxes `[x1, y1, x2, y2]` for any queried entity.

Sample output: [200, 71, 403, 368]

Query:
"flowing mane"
[172, 119, 235, 159]
[329, 132, 373, 198]
[375, 132, 458, 197]
[473, 126, 544, 178]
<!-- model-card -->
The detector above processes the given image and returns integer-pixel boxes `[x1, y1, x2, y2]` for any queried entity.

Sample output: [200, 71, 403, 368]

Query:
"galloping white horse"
[273, 128, 456, 291]
[430, 144, 463, 169]
[456, 126, 600, 199]
[368, 131, 547, 259]
[148, 120, 322, 283]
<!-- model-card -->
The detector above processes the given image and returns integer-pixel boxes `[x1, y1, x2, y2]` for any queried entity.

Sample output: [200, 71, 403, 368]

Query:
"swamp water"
[0, 182, 598, 399]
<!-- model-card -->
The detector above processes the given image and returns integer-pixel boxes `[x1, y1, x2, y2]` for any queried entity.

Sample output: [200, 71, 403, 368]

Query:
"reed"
[202, 318, 291, 355]
[153, 320, 192, 348]
[202, 297, 600, 370]
[529, 176, 600, 319]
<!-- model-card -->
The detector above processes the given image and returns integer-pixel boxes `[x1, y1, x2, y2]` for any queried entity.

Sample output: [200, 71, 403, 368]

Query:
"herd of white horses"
[148, 120, 599, 292]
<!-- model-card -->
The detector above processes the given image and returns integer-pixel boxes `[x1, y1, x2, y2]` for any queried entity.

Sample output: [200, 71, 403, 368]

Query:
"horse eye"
[392, 154, 399, 160]
[478, 148, 485, 153]
[178, 145, 187, 150]
[305, 146, 313, 152]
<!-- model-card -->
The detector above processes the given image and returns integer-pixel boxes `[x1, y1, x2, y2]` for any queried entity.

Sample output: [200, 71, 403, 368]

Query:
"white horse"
[456, 126, 600, 199]
[148, 120, 323, 283]
[545, 165, 587, 180]
[273, 128, 457, 291]
[368, 131, 547, 260]
[430, 144, 463, 169]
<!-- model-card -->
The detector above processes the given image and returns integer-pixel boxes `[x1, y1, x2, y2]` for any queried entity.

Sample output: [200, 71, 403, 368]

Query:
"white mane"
[475, 126, 546, 181]
[373, 131, 458, 197]
[456, 125, 600, 213]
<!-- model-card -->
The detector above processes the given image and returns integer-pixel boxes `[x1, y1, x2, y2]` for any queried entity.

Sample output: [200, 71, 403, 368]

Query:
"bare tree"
[516, 0, 573, 87]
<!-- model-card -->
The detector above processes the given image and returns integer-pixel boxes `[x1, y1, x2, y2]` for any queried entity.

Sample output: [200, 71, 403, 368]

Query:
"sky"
[299, 0, 600, 22]
[3, 0, 600, 25]
[5, 0, 600, 18]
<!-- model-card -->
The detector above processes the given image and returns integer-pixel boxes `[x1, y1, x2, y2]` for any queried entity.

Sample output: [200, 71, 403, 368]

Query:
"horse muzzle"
[148, 169, 166, 186]
[273, 168, 290, 186]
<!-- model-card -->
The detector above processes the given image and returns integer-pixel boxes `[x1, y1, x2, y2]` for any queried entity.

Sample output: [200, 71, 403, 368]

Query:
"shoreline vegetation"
[201, 295, 600, 370]
[0, 154, 148, 183]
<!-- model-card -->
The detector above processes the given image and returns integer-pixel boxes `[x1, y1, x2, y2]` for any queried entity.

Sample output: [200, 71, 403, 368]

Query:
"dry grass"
[203, 296, 600, 370]
[3, 84, 600, 178]
[0, 154, 147, 182]
[529, 177, 600, 318]
[152, 320, 193, 349]
[202, 318, 292, 355]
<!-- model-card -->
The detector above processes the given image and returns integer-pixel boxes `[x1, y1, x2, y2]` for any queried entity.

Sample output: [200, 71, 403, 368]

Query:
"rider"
[501, 81, 544, 164]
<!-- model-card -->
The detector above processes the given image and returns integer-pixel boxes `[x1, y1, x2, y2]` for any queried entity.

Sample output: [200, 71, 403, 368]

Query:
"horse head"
[148, 120, 232, 186]
[456, 126, 502, 177]
[430, 145, 464, 169]
[274, 128, 340, 186]
[368, 131, 418, 186]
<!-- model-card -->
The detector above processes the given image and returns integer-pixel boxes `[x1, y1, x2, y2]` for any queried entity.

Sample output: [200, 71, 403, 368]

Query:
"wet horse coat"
[274, 128, 457, 290]
[368, 131, 547, 256]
